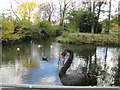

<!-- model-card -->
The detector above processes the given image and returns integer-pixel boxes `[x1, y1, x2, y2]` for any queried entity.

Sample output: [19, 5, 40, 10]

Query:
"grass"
[56, 32, 119, 46]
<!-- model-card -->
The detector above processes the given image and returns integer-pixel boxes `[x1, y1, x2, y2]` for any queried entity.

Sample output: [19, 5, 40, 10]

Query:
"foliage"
[56, 32, 119, 46]
[36, 21, 53, 36]
[2, 1, 39, 42]
[2, 16, 17, 41]
[1, 0, 118, 43]
[67, 9, 84, 32]
[101, 17, 119, 34]
[78, 10, 94, 33]
[66, 8, 103, 33]
[16, 2, 38, 21]
[110, 17, 119, 34]
[111, 17, 119, 24]
[1, 15, 63, 42]
[2, 16, 33, 42]
[0, 15, 2, 28]
[67, 9, 96, 33]
[35, 21, 62, 37]
[14, 19, 33, 35]
[64, 22, 79, 33]
[94, 20, 102, 33]
[52, 25, 63, 36]
[15, 19, 32, 28]
[100, 19, 110, 33]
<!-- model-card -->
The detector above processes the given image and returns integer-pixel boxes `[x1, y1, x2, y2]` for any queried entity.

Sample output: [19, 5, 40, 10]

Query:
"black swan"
[59, 49, 97, 86]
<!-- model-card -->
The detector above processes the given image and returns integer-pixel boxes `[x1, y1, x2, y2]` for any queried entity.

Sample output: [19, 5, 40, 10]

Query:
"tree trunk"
[91, 0, 95, 33]
[97, 2, 104, 21]
[107, 0, 111, 34]
[59, 0, 70, 27]
[48, 13, 52, 21]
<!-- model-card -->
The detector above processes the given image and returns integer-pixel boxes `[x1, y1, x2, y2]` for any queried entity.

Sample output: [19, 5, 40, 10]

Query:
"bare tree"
[39, 2, 56, 22]
[59, 0, 72, 27]
[10, 1, 20, 20]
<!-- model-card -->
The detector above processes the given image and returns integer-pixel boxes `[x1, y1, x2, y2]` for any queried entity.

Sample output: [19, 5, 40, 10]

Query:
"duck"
[42, 56, 49, 61]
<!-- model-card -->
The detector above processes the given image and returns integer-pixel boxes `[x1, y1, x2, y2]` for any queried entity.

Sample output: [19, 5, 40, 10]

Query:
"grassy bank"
[56, 32, 119, 46]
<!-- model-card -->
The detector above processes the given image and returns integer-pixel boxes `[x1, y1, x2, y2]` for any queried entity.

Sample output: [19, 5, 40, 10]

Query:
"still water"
[1, 38, 120, 86]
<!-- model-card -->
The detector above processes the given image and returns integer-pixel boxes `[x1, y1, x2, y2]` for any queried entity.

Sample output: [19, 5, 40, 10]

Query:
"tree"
[0, 15, 2, 28]
[36, 21, 56, 37]
[16, 2, 38, 21]
[2, 16, 16, 41]
[38, 2, 56, 22]
[59, 0, 72, 27]
[67, 9, 95, 33]
[106, 0, 111, 34]
[82, 0, 106, 33]
[101, 16, 119, 34]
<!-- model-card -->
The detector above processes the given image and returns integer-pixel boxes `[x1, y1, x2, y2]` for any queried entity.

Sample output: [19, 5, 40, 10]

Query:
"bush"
[78, 11, 94, 33]
[52, 25, 63, 36]
[2, 17, 33, 42]
[2, 16, 17, 41]
[36, 21, 62, 37]
[64, 23, 79, 33]
[94, 23, 102, 33]
[67, 9, 94, 33]
[14, 19, 33, 35]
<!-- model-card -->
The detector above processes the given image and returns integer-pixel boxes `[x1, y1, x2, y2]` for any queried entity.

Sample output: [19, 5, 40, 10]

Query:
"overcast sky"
[0, 0, 58, 13]
[0, 0, 119, 20]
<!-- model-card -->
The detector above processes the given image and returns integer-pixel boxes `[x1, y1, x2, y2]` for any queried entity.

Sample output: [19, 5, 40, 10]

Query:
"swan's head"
[61, 49, 69, 60]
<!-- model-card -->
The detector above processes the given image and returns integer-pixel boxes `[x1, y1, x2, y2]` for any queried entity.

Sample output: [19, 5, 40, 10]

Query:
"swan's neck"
[59, 50, 73, 77]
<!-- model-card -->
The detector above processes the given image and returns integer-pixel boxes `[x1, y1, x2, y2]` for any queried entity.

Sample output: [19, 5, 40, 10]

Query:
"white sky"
[0, 0, 59, 13]
[0, 0, 119, 20]
[0, 0, 10, 13]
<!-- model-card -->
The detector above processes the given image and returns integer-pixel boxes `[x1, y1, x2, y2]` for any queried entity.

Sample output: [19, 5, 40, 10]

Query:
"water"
[1, 38, 120, 86]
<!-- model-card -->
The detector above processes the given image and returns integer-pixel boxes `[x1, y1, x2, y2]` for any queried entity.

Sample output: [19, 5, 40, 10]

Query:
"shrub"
[36, 21, 62, 37]
[67, 9, 94, 33]
[14, 19, 33, 35]
[94, 23, 102, 33]
[52, 25, 63, 36]
[2, 16, 16, 41]
[2, 17, 33, 41]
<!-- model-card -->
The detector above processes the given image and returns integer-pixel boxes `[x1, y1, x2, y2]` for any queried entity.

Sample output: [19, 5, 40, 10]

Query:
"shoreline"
[56, 33, 119, 47]
[2, 33, 119, 47]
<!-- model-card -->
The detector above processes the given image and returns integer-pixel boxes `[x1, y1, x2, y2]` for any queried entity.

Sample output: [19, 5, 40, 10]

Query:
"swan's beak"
[61, 55, 65, 61]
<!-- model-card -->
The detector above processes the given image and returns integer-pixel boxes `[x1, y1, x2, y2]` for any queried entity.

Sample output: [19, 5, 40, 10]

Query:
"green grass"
[56, 32, 119, 46]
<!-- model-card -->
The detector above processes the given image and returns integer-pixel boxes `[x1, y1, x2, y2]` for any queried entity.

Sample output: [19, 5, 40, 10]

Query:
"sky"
[0, 0, 58, 13]
[0, 0, 119, 20]
[0, 0, 10, 13]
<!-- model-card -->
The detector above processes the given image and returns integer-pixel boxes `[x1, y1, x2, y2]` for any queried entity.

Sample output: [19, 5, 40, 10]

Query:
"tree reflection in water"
[1, 38, 120, 86]
[61, 45, 120, 86]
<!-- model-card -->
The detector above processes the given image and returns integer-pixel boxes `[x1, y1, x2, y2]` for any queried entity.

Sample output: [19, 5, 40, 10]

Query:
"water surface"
[1, 38, 120, 86]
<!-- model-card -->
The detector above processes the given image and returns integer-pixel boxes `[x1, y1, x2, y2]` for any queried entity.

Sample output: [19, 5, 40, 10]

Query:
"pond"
[1, 38, 120, 86]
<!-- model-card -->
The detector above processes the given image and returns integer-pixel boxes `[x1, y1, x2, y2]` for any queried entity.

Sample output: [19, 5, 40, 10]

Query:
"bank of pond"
[2, 32, 119, 47]
[56, 33, 119, 46]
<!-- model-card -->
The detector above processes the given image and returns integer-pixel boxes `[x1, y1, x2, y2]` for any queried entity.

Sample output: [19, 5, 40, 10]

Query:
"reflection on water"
[1, 38, 120, 86]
